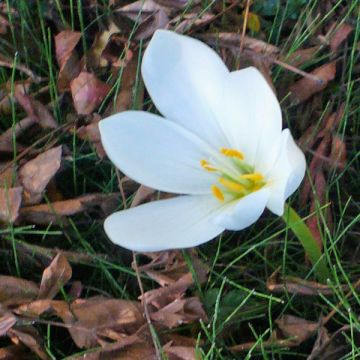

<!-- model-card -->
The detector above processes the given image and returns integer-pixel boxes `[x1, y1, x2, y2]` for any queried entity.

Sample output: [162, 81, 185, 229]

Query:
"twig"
[0, 57, 43, 83]
[240, 0, 251, 54]
[132, 252, 162, 359]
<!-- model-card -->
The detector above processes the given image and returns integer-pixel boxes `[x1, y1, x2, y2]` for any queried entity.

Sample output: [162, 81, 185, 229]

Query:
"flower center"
[200, 148, 266, 202]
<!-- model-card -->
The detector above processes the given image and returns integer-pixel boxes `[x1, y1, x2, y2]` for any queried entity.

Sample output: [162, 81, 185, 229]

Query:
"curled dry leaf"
[0, 311, 17, 336]
[0, 187, 23, 223]
[20, 193, 119, 225]
[19, 146, 62, 205]
[55, 30, 82, 91]
[0, 275, 39, 307]
[267, 268, 343, 296]
[70, 72, 111, 115]
[38, 253, 72, 300]
[289, 62, 336, 105]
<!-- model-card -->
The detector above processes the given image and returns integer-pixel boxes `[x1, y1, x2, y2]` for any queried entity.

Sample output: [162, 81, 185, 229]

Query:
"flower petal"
[99, 111, 218, 194]
[104, 195, 225, 252]
[213, 188, 270, 231]
[141, 29, 230, 148]
[266, 129, 306, 215]
[216, 67, 282, 170]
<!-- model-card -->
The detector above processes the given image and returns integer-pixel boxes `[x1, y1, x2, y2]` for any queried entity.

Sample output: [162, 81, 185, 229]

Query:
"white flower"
[99, 30, 306, 252]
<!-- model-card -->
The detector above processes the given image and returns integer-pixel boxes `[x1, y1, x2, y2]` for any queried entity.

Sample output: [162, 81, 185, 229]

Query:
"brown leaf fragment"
[88, 22, 120, 68]
[276, 315, 319, 345]
[328, 135, 346, 170]
[14, 90, 58, 129]
[57, 297, 145, 348]
[55, 31, 82, 91]
[116, 0, 169, 22]
[0, 79, 31, 115]
[131, 185, 156, 207]
[285, 46, 320, 67]
[0, 163, 17, 188]
[19, 146, 62, 205]
[0, 311, 17, 336]
[134, 9, 169, 40]
[0, 117, 35, 153]
[164, 343, 198, 360]
[70, 72, 111, 115]
[169, 12, 215, 34]
[0, 345, 35, 360]
[150, 297, 207, 328]
[267, 269, 341, 296]
[200, 33, 280, 56]
[20, 193, 119, 225]
[8, 326, 49, 360]
[0, 275, 39, 307]
[15, 299, 70, 318]
[289, 62, 336, 105]
[38, 253, 72, 299]
[330, 23, 353, 53]
[76, 114, 106, 158]
[0, 187, 23, 223]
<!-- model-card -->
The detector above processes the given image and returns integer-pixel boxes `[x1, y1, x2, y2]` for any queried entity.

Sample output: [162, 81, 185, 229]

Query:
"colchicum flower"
[99, 30, 306, 252]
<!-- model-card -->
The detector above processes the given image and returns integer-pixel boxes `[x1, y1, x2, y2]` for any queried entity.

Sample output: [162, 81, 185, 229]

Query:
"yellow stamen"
[240, 173, 264, 182]
[220, 148, 245, 160]
[211, 185, 224, 202]
[218, 178, 245, 193]
[200, 159, 217, 172]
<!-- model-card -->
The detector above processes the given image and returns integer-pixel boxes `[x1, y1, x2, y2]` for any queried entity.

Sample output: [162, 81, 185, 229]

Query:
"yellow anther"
[211, 185, 224, 202]
[218, 178, 245, 193]
[200, 160, 217, 172]
[240, 173, 264, 182]
[220, 148, 245, 160]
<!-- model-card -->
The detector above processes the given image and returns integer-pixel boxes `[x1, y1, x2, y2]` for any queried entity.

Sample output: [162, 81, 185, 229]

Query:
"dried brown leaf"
[20, 193, 119, 225]
[0, 79, 31, 115]
[58, 297, 145, 348]
[330, 23, 353, 53]
[289, 62, 336, 105]
[38, 253, 72, 299]
[0, 311, 17, 336]
[8, 326, 49, 360]
[131, 185, 156, 207]
[0, 345, 35, 360]
[328, 135, 346, 170]
[116, 0, 169, 22]
[276, 315, 319, 345]
[19, 146, 62, 205]
[0, 162, 17, 188]
[285, 46, 321, 67]
[0, 187, 23, 223]
[14, 89, 58, 129]
[0, 275, 39, 307]
[70, 72, 111, 115]
[169, 12, 215, 34]
[134, 9, 169, 40]
[267, 269, 341, 296]
[164, 344, 197, 360]
[15, 299, 70, 318]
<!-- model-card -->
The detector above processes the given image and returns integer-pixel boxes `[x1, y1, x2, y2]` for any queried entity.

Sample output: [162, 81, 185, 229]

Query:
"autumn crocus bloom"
[99, 30, 306, 252]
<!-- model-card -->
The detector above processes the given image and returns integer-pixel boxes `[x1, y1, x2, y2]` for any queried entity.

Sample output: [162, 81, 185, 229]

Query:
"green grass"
[0, 0, 359, 358]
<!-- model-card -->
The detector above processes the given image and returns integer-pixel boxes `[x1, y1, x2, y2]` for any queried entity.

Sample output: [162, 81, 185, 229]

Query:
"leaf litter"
[0, 0, 358, 358]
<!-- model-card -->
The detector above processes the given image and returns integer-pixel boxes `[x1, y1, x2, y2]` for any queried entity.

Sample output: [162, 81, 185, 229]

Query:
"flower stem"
[282, 204, 331, 282]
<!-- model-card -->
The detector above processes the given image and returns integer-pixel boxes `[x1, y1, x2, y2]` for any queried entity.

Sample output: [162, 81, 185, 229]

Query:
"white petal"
[266, 129, 306, 215]
[142, 29, 230, 148]
[104, 195, 225, 252]
[99, 111, 218, 194]
[216, 67, 282, 169]
[214, 188, 270, 231]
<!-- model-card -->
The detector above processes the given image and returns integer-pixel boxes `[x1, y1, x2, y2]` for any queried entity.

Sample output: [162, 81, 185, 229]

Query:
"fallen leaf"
[328, 135, 346, 170]
[58, 297, 145, 348]
[14, 90, 58, 129]
[267, 268, 343, 296]
[0, 79, 31, 115]
[0, 117, 35, 153]
[38, 253, 72, 299]
[164, 343, 198, 360]
[8, 326, 49, 360]
[116, 0, 169, 22]
[131, 185, 156, 207]
[134, 8, 169, 40]
[0, 311, 17, 336]
[330, 23, 353, 53]
[169, 12, 215, 34]
[289, 62, 336, 105]
[20, 193, 119, 225]
[0, 187, 23, 223]
[55, 30, 82, 91]
[275, 315, 319, 345]
[19, 146, 62, 205]
[150, 297, 207, 328]
[0, 275, 39, 306]
[70, 72, 111, 115]
[285, 46, 321, 67]
[0, 162, 17, 188]
[0, 345, 35, 360]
